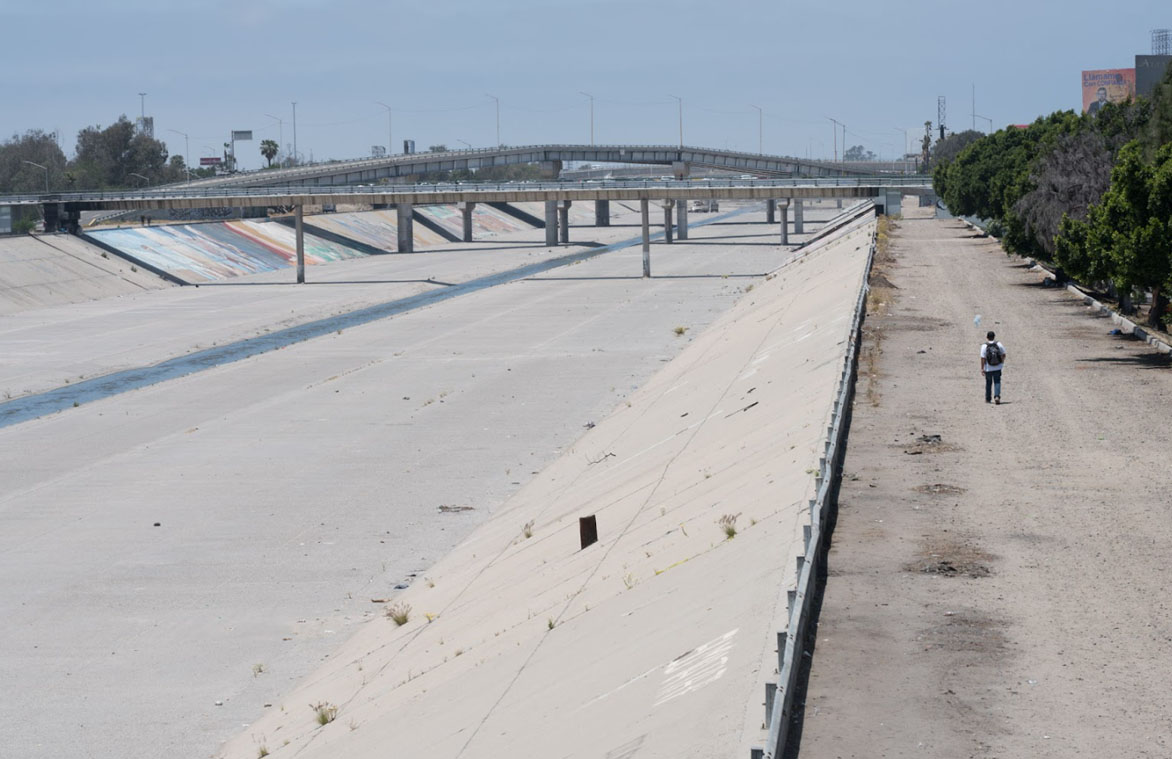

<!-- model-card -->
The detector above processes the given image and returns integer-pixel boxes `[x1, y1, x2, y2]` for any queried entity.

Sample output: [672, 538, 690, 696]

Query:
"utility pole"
[291, 101, 298, 165]
[486, 94, 500, 147]
[828, 117, 841, 162]
[376, 102, 392, 155]
[579, 91, 594, 146]
[669, 94, 683, 147]
[22, 160, 49, 192]
[265, 114, 284, 161]
[971, 83, 976, 131]
[749, 104, 762, 153]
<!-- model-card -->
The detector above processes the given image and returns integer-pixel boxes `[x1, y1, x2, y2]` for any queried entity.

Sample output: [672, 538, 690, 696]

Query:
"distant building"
[1135, 54, 1172, 97]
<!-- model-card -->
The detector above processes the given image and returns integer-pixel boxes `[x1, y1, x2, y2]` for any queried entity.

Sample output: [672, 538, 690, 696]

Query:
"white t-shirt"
[981, 341, 1006, 371]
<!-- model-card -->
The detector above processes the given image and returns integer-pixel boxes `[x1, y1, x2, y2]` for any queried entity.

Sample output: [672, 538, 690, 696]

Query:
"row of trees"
[933, 64, 1172, 328]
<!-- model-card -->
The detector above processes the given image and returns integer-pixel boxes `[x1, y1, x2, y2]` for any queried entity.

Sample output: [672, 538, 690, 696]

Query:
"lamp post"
[974, 114, 994, 133]
[828, 117, 841, 162]
[485, 94, 500, 147]
[376, 102, 392, 155]
[579, 91, 594, 146]
[138, 92, 147, 120]
[669, 95, 683, 147]
[457, 139, 472, 149]
[129, 172, 150, 187]
[22, 160, 49, 192]
[749, 104, 763, 154]
[291, 101, 298, 165]
[265, 113, 284, 161]
[166, 128, 192, 183]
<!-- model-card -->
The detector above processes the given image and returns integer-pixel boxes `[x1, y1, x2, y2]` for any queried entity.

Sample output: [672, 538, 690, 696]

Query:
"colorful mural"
[414, 204, 532, 239]
[89, 220, 365, 283]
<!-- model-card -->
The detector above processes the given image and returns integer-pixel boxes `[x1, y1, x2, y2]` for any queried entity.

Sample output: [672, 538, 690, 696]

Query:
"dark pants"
[985, 370, 1002, 402]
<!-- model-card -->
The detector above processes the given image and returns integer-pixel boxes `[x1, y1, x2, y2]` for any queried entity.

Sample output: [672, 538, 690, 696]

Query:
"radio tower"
[1153, 28, 1172, 55]
[937, 96, 947, 140]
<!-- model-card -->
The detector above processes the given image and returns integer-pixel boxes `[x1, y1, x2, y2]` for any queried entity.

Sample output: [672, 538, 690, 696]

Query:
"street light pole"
[138, 92, 147, 121]
[22, 160, 49, 192]
[486, 94, 500, 147]
[579, 91, 594, 146]
[167, 128, 192, 183]
[828, 117, 840, 162]
[129, 172, 150, 187]
[376, 102, 392, 155]
[265, 114, 284, 160]
[457, 139, 472, 149]
[291, 101, 298, 165]
[749, 104, 763, 153]
[669, 94, 683, 147]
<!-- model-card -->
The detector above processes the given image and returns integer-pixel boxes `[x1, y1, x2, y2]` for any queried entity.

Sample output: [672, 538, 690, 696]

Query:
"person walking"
[980, 330, 1006, 404]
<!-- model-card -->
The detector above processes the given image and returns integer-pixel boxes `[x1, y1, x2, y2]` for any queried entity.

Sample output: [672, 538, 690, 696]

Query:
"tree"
[260, 139, 279, 167]
[931, 130, 984, 167]
[427, 144, 448, 153]
[843, 144, 875, 161]
[72, 116, 170, 189]
[1056, 142, 1172, 327]
[1144, 58, 1172, 157]
[0, 129, 68, 193]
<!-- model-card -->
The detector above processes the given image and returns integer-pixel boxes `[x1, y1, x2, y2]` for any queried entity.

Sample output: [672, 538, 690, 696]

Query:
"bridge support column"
[544, 200, 558, 246]
[676, 200, 688, 240]
[540, 160, 563, 179]
[295, 205, 306, 283]
[396, 202, 414, 253]
[766, 199, 776, 225]
[793, 199, 804, 234]
[640, 198, 651, 278]
[42, 203, 60, 233]
[558, 200, 570, 244]
[594, 199, 610, 226]
[460, 202, 475, 242]
[779, 202, 789, 245]
[662, 200, 674, 244]
[837, 198, 843, 209]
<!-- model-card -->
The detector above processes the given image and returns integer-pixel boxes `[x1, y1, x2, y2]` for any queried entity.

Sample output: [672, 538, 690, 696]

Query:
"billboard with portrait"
[1081, 69, 1135, 114]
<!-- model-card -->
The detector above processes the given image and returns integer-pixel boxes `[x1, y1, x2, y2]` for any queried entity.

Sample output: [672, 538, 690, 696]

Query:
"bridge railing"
[0, 176, 932, 204]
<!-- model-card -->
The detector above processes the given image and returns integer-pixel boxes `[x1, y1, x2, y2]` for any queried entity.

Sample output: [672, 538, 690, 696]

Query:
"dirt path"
[798, 205, 1172, 758]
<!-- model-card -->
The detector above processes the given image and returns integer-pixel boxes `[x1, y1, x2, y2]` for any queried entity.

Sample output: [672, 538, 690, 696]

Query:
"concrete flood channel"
[0, 205, 757, 429]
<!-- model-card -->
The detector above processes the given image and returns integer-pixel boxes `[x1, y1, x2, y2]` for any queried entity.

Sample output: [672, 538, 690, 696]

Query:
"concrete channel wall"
[215, 207, 878, 759]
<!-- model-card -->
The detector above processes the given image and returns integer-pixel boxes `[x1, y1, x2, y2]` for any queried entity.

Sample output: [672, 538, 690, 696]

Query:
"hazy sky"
[3, 0, 1168, 170]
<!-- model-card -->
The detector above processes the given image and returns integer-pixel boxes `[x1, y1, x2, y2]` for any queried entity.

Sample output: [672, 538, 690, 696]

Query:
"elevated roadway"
[178, 143, 917, 188]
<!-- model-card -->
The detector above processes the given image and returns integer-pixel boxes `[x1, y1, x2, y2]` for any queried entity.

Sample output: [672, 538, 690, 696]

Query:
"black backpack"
[985, 342, 1003, 365]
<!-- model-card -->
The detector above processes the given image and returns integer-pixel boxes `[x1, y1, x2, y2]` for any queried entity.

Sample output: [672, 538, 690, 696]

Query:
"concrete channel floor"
[798, 206, 1172, 758]
[0, 203, 840, 759]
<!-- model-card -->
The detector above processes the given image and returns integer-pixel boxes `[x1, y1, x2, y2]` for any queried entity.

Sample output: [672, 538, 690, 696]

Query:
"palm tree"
[260, 139, 279, 168]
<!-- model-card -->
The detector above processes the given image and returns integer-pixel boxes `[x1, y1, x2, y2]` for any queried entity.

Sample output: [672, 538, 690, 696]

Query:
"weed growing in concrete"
[547, 618, 555, 630]
[252, 663, 266, 677]
[257, 746, 269, 758]
[718, 513, 740, 539]
[744, 284, 754, 292]
[385, 602, 411, 626]
[623, 573, 637, 590]
[522, 520, 535, 539]
[310, 701, 338, 726]
[130, 265, 137, 273]
[673, 326, 688, 336]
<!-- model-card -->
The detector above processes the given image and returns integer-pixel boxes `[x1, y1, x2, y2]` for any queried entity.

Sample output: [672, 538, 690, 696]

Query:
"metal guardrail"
[754, 202, 877, 759]
[0, 177, 931, 205]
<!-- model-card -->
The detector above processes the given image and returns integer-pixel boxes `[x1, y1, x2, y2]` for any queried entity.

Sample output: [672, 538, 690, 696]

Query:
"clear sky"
[2, 0, 1167, 170]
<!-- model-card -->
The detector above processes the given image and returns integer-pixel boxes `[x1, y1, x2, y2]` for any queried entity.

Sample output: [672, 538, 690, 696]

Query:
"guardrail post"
[641, 198, 651, 278]
[294, 204, 305, 284]
[765, 682, 777, 717]
[777, 630, 787, 673]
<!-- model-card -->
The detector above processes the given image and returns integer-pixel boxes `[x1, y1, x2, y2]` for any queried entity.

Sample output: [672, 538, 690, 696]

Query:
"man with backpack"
[980, 331, 1007, 404]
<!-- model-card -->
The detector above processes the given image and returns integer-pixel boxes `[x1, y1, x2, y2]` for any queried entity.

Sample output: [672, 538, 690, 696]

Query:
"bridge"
[183, 143, 918, 188]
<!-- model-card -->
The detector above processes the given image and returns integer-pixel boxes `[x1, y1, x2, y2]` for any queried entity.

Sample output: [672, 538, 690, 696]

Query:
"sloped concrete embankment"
[217, 214, 877, 759]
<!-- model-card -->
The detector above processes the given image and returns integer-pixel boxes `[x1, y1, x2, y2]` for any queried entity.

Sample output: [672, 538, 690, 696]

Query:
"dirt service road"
[799, 205, 1172, 758]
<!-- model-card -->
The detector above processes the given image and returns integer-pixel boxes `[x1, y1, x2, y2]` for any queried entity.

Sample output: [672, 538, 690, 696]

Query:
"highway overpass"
[182, 143, 918, 188]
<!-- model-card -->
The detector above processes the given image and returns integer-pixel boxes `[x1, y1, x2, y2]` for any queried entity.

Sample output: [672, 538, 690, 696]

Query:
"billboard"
[1081, 69, 1135, 114]
[199, 157, 223, 166]
[231, 130, 253, 141]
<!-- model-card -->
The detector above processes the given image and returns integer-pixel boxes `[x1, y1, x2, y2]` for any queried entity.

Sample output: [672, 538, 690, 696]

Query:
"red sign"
[199, 157, 223, 166]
